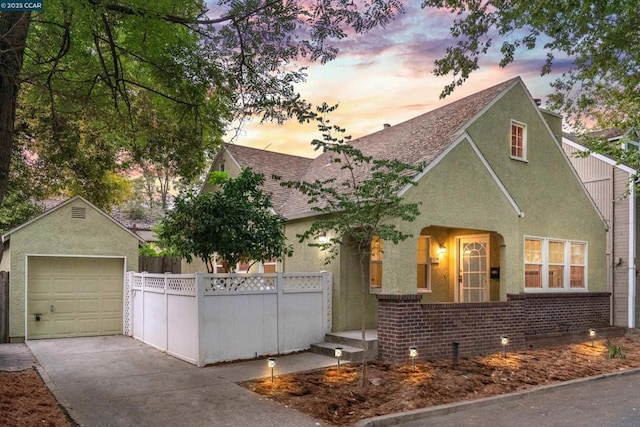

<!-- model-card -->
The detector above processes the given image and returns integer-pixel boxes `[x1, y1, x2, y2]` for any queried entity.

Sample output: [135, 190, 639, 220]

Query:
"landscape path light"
[268, 357, 276, 383]
[334, 347, 343, 372]
[409, 346, 418, 371]
[501, 336, 508, 357]
[589, 328, 596, 347]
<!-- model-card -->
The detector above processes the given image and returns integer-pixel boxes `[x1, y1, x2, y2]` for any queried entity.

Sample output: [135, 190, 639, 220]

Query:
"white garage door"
[27, 256, 124, 339]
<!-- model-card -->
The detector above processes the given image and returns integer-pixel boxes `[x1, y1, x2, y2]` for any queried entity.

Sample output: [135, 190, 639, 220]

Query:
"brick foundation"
[377, 292, 611, 364]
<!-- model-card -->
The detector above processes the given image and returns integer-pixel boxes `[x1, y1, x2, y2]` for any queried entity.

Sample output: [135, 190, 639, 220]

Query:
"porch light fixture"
[589, 328, 596, 347]
[318, 230, 328, 243]
[437, 244, 447, 256]
[409, 346, 418, 371]
[334, 347, 343, 372]
[501, 336, 509, 357]
[268, 357, 276, 382]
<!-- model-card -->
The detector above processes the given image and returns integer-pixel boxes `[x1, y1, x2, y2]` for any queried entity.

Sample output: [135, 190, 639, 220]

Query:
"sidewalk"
[0, 343, 37, 371]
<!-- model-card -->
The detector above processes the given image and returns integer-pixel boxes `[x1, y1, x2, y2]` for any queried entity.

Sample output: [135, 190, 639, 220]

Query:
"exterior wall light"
[501, 336, 509, 357]
[268, 357, 276, 382]
[589, 328, 596, 347]
[334, 347, 343, 372]
[409, 346, 418, 371]
[318, 230, 328, 243]
[437, 244, 447, 256]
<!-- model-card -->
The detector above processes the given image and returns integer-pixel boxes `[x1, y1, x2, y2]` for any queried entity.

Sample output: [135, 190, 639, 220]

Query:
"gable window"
[510, 121, 527, 160]
[219, 161, 226, 172]
[524, 237, 587, 291]
[370, 237, 383, 291]
[416, 236, 431, 292]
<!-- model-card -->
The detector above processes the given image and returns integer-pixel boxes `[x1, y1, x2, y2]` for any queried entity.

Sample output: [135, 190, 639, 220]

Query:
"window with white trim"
[570, 242, 586, 288]
[262, 259, 277, 273]
[510, 121, 527, 160]
[416, 236, 431, 292]
[524, 237, 587, 290]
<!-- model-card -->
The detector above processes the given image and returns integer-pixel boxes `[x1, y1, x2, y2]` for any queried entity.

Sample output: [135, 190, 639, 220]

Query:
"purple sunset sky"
[230, 2, 572, 158]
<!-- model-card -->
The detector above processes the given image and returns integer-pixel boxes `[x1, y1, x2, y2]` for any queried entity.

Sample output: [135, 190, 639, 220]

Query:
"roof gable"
[2, 196, 145, 243]
[282, 77, 521, 218]
[205, 144, 314, 213]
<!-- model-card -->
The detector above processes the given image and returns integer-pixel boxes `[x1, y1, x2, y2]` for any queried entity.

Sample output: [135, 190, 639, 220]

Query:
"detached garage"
[1, 196, 142, 342]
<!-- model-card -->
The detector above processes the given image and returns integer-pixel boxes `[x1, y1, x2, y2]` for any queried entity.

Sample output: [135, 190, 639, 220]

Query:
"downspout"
[628, 177, 636, 328]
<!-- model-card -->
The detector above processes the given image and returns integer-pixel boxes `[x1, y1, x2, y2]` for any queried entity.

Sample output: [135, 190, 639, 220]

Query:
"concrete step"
[323, 330, 378, 351]
[309, 342, 366, 362]
[310, 329, 378, 362]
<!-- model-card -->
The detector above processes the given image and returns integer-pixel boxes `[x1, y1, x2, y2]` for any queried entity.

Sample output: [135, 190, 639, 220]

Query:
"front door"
[458, 235, 490, 302]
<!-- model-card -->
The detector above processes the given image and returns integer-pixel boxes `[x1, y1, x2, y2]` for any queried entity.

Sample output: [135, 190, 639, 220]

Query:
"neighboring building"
[201, 77, 610, 361]
[562, 129, 640, 328]
[1, 196, 143, 342]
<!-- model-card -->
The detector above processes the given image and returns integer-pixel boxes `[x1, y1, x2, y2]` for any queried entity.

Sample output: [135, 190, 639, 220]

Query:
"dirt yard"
[2, 336, 640, 426]
[0, 368, 74, 426]
[243, 336, 640, 426]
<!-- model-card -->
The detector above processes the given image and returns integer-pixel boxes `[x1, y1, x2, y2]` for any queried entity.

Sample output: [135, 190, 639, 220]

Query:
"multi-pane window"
[416, 236, 431, 291]
[510, 121, 527, 160]
[570, 243, 586, 288]
[524, 239, 542, 288]
[524, 237, 587, 290]
[370, 237, 383, 290]
[548, 240, 565, 288]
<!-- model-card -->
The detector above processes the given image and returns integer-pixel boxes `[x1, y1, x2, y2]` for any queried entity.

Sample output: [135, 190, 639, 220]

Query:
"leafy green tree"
[0, 134, 51, 235]
[0, 190, 43, 236]
[158, 168, 292, 273]
[422, 0, 639, 132]
[282, 104, 422, 386]
[1, 0, 405, 209]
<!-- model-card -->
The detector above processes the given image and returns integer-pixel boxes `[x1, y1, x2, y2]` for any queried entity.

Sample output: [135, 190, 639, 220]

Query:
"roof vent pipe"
[383, 123, 391, 129]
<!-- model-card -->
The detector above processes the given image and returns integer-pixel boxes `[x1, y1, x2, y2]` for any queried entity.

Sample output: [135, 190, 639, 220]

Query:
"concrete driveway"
[28, 336, 325, 427]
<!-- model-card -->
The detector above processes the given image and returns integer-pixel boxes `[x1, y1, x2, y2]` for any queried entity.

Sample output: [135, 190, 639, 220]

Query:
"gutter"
[629, 177, 637, 328]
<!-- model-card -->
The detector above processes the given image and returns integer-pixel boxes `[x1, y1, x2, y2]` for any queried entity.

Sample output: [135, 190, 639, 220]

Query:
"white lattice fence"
[203, 274, 277, 294]
[125, 271, 331, 366]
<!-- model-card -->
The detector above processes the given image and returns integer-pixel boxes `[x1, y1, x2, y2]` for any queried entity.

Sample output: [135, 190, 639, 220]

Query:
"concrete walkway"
[25, 336, 331, 427]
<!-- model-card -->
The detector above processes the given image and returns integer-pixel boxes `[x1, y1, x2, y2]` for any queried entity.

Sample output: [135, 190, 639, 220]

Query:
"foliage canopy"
[1, 0, 405, 209]
[158, 168, 292, 273]
[422, 0, 639, 132]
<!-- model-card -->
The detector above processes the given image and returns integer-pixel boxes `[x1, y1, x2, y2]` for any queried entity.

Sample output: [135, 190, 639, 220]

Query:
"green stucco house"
[205, 77, 610, 361]
[1, 196, 142, 342]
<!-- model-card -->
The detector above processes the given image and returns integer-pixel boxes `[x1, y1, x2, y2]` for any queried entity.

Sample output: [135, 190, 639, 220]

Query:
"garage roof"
[2, 195, 146, 244]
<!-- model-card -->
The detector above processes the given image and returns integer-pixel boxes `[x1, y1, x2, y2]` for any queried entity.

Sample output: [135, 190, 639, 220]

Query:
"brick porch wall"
[377, 292, 611, 364]
[509, 292, 610, 335]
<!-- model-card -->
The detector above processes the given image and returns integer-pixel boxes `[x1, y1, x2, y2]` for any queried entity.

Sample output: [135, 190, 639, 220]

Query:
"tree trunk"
[0, 12, 31, 207]
[359, 249, 368, 388]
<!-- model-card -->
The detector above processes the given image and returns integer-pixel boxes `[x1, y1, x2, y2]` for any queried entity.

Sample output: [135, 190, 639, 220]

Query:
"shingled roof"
[218, 144, 314, 213]
[281, 77, 522, 218]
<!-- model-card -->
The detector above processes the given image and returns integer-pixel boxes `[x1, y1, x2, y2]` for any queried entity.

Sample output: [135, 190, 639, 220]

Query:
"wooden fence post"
[0, 271, 9, 343]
